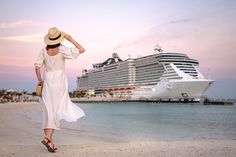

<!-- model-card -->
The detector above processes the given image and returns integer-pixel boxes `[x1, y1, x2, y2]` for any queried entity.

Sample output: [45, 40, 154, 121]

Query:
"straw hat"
[44, 27, 65, 45]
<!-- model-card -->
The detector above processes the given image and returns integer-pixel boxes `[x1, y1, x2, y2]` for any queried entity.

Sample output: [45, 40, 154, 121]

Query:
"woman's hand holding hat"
[64, 34, 85, 54]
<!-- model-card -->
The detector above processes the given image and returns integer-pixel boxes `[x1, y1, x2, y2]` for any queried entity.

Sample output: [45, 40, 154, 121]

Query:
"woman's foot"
[41, 137, 50, 147]
[47, 141, 57, 152]
[41, 137, 57, 153]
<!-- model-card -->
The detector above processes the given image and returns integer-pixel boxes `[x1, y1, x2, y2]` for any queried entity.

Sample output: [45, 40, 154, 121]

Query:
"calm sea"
[27, 102, 236, 142]
[60, 102, 236, 141]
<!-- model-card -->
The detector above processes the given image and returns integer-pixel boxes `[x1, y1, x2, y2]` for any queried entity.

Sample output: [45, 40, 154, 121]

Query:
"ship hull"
[131, 79, 213, 101]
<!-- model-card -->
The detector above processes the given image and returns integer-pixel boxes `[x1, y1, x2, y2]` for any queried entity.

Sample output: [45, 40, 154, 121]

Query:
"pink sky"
[0, 0, 236, 96]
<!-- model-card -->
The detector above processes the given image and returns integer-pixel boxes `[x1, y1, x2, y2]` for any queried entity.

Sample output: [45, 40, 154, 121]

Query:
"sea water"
[60, 102, 236, 142]
[27, 102, 236, 142]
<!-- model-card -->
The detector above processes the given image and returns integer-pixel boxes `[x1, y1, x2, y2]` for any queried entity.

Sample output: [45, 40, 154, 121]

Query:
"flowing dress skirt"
[41, 70, 85, 130]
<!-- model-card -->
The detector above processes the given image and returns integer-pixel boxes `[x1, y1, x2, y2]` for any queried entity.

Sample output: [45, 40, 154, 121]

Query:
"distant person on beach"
[34, 27, 85, 153]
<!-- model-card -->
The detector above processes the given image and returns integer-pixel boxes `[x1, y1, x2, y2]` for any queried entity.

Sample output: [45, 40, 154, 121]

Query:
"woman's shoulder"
[59, 44, 74, 54]
[59, 44, 68, 51]
[40, 47, 47, 54]
[37, 47, 46, 58]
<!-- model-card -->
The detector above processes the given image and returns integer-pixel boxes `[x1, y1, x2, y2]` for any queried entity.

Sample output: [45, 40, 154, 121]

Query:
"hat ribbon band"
[49, 34, 61, 40]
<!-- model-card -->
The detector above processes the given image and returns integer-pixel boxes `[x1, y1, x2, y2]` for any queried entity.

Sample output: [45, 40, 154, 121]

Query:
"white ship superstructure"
[77, 46, 213, 101]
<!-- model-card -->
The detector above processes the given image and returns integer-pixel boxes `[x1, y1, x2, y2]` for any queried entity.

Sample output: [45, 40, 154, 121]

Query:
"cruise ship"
[77, 46, 213, 102]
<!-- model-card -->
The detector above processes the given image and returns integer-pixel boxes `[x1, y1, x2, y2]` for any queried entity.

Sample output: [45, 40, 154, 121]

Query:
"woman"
[34, 27, 85, 153]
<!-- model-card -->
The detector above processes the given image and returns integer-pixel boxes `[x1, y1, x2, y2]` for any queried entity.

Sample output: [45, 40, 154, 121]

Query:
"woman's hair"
[46, 43, 61, 50]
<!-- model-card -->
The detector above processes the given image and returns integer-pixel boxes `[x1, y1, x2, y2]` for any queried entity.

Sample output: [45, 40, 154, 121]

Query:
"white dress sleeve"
[60, 45, 80, 59]
[34, 49, 45, 67]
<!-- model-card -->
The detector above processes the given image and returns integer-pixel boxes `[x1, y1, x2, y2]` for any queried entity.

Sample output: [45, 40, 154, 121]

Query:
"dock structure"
[71, 97, 200, 103]
[203, 98, 234, 105]
[71, 96, 234, 105]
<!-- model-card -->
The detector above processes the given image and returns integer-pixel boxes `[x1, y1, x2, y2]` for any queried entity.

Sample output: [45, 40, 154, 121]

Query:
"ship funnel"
[154, 45, 163, 53]
[112, 52, 123, 62]
[112, 52, 119, 58]
[82, 69, 88, 75]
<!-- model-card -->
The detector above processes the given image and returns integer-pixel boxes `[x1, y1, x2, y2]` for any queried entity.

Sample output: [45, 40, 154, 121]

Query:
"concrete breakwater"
[71, 97, 235, 105]
[204, 98, 234, 105]
[71, 97, 200, 103]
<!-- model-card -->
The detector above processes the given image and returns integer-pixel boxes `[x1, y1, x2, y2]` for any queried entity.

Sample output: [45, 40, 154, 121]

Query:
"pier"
[71, 97, 200, 103]
[203, 98, 234, 105]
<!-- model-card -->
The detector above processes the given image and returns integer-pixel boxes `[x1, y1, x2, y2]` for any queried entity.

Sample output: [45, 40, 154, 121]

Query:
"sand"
[0, 102, 236, 157]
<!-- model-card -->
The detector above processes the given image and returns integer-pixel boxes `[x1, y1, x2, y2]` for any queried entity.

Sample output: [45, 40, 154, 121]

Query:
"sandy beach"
[0, 102, 236, 157]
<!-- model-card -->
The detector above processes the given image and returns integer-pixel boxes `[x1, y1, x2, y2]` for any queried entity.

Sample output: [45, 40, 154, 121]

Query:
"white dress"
[34, 45, 85, 130]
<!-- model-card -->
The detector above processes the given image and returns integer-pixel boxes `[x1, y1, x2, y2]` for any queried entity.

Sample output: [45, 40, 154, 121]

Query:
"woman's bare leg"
[43, 128, 56, 148]
[44, 128, 55, 140]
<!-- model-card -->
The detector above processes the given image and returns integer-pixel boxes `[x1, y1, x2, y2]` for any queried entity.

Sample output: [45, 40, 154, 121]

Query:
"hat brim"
[44, 32, 65, 45]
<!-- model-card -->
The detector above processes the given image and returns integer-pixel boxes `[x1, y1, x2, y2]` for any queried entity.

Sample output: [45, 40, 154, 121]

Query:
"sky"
[0, 0, 236, 98]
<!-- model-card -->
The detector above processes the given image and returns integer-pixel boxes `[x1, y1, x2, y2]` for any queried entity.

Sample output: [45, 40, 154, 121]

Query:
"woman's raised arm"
[64, 34, 85, 54]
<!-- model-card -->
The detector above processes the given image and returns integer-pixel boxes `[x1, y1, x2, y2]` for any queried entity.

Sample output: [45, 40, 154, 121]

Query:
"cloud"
[114, 39, 144, 51]
[114, 18, 192, 51]
[0, 19, 48, 42]
[0, 33, 43, 42]
[150, 18, 192, 32]
[167, 19, 191, 24]
[0, 20, 49, 29]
